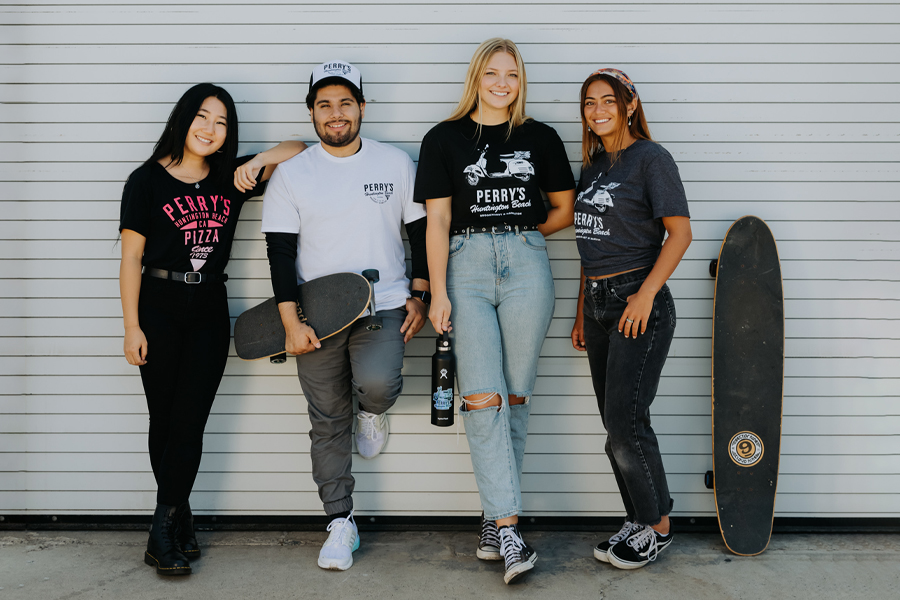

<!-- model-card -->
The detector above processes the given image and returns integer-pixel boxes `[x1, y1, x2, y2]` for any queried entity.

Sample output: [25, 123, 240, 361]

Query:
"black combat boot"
[144, 504, 192, 575]
[175, 501, 201, 559]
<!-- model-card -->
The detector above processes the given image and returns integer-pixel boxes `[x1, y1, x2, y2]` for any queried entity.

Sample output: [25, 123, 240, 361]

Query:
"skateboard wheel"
[270, 353, 287, 364]
[709, 259, 718, 278]
[704, 470, 714, 489]
[362, 269, 380, 284]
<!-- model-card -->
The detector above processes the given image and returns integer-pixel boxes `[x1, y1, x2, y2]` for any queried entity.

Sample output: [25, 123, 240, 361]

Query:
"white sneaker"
[356, 410, 389, 459]
[317, 511, 359, 571]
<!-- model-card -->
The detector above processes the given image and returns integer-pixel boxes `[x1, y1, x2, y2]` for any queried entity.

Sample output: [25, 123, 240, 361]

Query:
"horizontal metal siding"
[1, 1, 898, 517]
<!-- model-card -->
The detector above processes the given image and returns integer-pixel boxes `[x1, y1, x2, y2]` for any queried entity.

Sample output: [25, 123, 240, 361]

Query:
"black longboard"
[710, 216, 784, 556]
[234, 272, 372, 361]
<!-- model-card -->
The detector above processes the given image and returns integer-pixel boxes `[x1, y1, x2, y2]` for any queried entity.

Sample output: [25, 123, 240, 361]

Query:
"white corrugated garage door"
[1, 1, 898, 517]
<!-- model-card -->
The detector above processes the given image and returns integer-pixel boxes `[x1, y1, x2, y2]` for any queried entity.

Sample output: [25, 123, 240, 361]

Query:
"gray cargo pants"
[295, 308, 406, 516]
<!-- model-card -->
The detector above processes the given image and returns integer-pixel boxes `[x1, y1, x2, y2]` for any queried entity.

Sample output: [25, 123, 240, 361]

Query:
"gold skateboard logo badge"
[729, 431, 764, 467]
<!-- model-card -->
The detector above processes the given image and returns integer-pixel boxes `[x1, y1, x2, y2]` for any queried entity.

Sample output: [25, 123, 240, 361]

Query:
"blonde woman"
[414, 39, 575, 584]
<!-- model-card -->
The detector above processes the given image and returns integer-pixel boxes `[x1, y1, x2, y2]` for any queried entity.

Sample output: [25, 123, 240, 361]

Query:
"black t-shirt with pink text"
[119, 157, 264, 275]
[414, 117, 575, 228]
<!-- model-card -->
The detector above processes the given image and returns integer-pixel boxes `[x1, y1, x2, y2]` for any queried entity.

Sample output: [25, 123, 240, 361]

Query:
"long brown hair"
[580, 74, 652, 168]
[446, 38, 531, 138]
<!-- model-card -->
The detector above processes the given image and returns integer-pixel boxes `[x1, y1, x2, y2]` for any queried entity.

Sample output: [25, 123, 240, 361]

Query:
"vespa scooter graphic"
[464, 145, 535, 186]
[576, 181, 620, 213]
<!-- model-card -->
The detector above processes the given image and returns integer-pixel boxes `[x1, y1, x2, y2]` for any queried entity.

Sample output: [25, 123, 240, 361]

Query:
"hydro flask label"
[433, 386, 453, 411]
[440, 368, 448, 379]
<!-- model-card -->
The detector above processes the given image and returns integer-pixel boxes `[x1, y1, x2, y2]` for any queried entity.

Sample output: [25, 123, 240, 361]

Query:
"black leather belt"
[450, 224, 540, 236]
[144, 267, 227, 284]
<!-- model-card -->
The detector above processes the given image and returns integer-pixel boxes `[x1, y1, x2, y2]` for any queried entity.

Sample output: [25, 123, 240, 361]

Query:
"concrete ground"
[1, 530, 898, 600]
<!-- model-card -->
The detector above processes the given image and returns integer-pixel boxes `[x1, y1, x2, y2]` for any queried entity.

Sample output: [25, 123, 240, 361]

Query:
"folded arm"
[235, 140, 308, 192]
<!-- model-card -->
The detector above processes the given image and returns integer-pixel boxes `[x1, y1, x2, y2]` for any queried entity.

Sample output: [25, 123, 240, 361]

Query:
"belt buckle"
[491, 224, 509, 234]
[184, 272, 202, 284]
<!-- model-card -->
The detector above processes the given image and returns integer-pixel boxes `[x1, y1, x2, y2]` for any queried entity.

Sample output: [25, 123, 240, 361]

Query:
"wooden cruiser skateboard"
[234, 271, 376, 362]
[709, 216, 784, 556]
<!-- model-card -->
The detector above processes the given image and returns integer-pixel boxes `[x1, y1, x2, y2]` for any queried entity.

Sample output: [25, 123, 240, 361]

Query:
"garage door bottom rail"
[2, 515, 898, 534]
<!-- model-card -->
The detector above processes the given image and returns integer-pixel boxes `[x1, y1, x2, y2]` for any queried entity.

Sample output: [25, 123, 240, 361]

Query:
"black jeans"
[582, 266, 676, 526]
[137, 275, 230, 506]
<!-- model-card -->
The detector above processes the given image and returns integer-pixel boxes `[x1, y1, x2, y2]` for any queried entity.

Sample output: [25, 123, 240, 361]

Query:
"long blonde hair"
[446, 38, 531, 138]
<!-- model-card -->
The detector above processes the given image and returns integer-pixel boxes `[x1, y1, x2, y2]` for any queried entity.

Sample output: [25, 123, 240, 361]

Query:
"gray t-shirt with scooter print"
[575, 140, 689, 278]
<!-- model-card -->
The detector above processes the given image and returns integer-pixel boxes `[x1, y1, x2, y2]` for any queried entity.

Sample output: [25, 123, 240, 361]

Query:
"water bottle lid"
[436, 331, 451, 351]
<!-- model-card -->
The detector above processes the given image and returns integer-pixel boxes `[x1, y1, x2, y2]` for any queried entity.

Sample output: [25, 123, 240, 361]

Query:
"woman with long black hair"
[119, 83, 305, 575]
[571, 69, 692, 570]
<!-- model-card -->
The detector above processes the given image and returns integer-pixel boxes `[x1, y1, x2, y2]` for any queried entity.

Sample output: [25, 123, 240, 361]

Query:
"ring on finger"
[625, 318, 634, 323]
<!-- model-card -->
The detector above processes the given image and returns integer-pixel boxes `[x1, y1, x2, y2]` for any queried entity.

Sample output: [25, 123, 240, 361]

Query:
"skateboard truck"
[704, 470, 714, 489]
[361, 269, 382, 331]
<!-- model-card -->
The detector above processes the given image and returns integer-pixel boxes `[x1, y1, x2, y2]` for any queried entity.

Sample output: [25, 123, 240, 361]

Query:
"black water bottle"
[431, 332, 455, 427]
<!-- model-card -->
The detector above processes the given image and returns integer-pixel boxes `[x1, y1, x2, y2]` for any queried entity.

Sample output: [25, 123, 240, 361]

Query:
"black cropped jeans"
[137, 275, 231, 506]
[582, 266, 676, 526]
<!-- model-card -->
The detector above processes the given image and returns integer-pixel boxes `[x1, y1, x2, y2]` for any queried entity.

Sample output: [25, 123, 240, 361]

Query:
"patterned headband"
[590, 68, 638, 100]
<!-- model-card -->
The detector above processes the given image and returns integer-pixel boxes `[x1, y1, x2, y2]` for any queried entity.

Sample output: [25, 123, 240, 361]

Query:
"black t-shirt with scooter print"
[414, 117, 575, 228]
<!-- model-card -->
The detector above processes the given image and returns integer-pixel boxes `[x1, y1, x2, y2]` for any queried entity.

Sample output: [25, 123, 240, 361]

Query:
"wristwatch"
[410, 290, 432, 305]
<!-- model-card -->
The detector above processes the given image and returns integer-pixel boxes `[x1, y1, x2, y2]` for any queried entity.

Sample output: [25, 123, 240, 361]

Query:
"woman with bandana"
[570, 69, 692, 570]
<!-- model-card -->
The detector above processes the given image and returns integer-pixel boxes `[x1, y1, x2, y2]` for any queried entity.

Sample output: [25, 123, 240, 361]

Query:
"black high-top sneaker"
[476, 513, 502, 560]
[499, 524, 537, 584]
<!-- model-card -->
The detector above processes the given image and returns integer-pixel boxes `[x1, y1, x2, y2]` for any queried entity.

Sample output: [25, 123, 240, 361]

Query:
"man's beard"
[314, 118, 361, 148]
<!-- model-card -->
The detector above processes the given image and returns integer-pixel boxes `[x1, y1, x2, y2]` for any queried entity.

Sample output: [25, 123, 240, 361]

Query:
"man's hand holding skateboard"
[278, 301, 321, 355]
[274, 275, 429, 353]
[234, 273, 372, 361]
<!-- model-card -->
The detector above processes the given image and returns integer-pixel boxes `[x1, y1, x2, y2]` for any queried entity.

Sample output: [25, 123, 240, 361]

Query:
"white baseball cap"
[309, 60, 363, 96]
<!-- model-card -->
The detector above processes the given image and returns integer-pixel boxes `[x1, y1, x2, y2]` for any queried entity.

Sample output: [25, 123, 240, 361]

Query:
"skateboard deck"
[234, 272, 371, 361]
[710, 215, 784, 556]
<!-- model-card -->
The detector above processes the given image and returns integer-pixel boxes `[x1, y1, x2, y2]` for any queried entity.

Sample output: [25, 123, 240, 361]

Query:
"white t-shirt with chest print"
[261, 138, 425, 311]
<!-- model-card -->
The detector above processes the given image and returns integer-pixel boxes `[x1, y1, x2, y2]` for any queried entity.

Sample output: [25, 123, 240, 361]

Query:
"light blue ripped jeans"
[447, 228, 555, 521]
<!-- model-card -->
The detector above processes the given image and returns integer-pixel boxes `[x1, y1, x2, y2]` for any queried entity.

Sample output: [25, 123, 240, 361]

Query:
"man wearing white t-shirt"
[261, 61, 430, 571]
